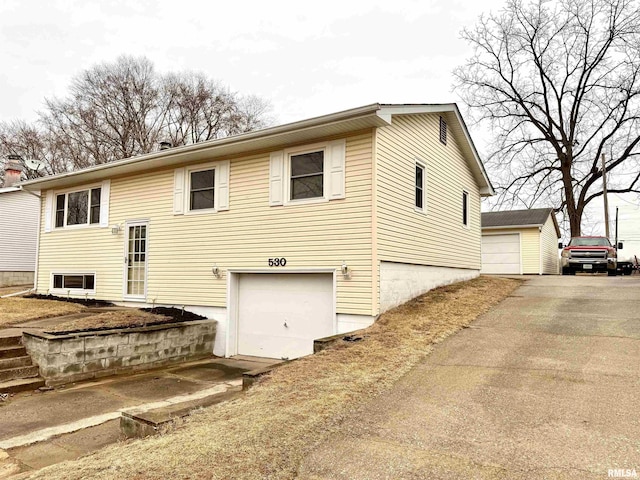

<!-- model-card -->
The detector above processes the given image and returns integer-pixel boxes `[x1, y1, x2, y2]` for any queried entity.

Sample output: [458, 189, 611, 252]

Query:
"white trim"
[51, 182, 106, 230]
[34, 194, 42, 291]
[280, 139, 346, 206]
[482, 224, 544, 230]
[182, 160, 229, 215]
[50, 271, 97, 296]
[414, 158, 427, 214]
[122, 220, 149, 302]
[283, 142, 329, 206]
[226, 268, 337, 358]
[99, 180, 110, 227]
[539, 225, 543, 275]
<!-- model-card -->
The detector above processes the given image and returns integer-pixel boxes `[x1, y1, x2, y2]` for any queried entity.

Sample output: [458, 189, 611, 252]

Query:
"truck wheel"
[562, 268, 571, 276]
[608, 270, 617, 276]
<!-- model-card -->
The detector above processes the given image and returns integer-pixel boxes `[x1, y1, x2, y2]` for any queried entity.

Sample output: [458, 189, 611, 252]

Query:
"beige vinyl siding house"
[481, 208, 560, 275]
[22, 104, 493, 359]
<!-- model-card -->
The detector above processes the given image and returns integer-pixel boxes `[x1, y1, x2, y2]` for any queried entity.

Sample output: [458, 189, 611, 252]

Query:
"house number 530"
[268, 258, 287, 267]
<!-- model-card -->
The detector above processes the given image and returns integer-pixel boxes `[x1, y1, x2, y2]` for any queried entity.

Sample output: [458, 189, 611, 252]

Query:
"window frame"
[184, 161, 221, 215]
[53, 183, 103, 230]
[50, 272, 97, 295]
[283, 141, 330, 206]
[462, 190, 470, 228]
[414, 159, 427, 214]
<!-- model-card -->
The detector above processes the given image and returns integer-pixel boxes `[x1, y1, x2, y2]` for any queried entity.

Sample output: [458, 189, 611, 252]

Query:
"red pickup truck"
[560, 236, 617, 276]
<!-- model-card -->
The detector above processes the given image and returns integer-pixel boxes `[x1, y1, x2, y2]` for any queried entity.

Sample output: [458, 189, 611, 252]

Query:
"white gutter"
[18, 103, 386, 191]
[482, 224, 545, 230]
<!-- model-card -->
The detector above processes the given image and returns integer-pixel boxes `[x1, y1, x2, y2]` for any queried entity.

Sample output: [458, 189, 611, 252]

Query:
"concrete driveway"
[299, 275, 640, 479]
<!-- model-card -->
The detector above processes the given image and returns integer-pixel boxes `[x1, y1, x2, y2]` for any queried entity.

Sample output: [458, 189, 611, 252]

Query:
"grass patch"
[0, 298, 85, 327]
[44, 310, 172, 335]
[27, 276, 522, 480]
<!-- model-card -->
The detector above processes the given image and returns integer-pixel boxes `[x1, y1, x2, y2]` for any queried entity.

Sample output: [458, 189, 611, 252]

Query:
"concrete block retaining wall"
[23, 320, 216, 386]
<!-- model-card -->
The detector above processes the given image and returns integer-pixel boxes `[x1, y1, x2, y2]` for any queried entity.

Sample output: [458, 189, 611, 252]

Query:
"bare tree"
[455, 0, 640, 236]
[1, 56, 273, 186]
[42, 56, 165, 167]
[0, 121, 69, 184]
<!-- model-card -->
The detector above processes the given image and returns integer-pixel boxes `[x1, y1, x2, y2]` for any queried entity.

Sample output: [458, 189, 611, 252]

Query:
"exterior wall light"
[111, 224, 122, 235]
[212, 264, 221, 278]
[341, 261, 350, 279]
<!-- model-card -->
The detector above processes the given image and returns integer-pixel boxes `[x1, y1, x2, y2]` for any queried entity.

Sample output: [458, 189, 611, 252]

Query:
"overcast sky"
[0, 0, 637, 238]
[0, 0, 508, 127]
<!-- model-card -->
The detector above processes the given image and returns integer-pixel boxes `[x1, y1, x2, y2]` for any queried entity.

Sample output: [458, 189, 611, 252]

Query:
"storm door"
[124, 222, 148, 300]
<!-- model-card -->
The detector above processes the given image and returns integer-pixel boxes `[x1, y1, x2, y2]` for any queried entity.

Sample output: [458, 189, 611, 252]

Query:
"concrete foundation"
[380, 262, 479, 312]
[0, 271, 33, 288]
[22, 320, 216, 386]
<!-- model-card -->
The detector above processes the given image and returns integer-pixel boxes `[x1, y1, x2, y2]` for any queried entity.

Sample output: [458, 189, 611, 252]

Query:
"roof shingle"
[482, 208, 560, 237]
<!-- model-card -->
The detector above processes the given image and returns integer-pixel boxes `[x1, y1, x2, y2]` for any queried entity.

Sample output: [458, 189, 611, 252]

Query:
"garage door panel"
[481, 234, 521, 274]
[237, 273, 334, 359]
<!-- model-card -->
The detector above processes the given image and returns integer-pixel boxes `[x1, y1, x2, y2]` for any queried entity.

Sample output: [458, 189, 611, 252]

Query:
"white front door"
[237, 273, 335, 359]
[124, 221, 148, 300]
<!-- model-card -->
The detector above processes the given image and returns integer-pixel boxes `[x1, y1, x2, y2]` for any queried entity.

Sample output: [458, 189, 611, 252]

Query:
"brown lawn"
[0, 298, 85, 327]
[45, 310, 171, 334]
[26, 276, 522, 480]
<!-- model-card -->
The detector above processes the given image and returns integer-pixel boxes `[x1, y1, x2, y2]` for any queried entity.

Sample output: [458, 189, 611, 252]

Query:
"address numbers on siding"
[268, 258, 287, 267]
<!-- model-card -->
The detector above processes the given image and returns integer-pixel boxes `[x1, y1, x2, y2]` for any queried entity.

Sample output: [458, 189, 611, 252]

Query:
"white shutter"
[99, 179, 110, 227]
[173, 167, 185, 214]
[328, 139, 346, 200]
[269, 151, 285, 206]
[217, 160, 230, 211]
[44, 190, 54, 233]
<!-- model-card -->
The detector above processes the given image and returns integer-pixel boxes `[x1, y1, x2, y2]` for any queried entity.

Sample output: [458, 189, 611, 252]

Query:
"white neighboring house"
[0, 160, 40, 287]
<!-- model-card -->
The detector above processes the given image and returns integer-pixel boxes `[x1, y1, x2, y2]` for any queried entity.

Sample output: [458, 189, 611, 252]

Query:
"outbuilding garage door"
[237, 273, 334, 359]
[481, 234, 521, 274]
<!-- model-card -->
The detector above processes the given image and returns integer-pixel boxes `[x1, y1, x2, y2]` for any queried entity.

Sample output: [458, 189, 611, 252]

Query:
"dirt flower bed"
[0, 298, 85, 327]
[28, 276, 522, 480]
[25, 294, 114, 308]
[44, 310, 173, 335]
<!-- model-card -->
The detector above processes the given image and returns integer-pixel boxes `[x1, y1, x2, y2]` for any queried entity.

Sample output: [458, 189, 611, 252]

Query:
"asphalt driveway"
[298, 275, 640, 479]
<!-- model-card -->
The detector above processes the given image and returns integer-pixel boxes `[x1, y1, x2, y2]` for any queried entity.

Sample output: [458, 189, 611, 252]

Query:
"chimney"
[159, 141, 172, 151]
[4, 155, 23, 187]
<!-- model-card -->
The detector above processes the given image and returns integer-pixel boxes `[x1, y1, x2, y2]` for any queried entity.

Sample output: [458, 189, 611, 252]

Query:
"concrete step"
[0, 376, 46, 394]
[0, 345, 27, 359]
[121, 386, 242, 438]
[0, 335, 22, 348]
[0, 365, 39, 382]
[0, 356, 32, 370]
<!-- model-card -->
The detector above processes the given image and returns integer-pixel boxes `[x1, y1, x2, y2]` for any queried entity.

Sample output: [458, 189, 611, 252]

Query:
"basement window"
[52, 273, 95, 292]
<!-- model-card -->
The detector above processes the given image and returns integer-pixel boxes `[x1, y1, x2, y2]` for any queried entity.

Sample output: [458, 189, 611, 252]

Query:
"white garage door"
[237, 273, 334, 359]
[481, 234, 521, 274]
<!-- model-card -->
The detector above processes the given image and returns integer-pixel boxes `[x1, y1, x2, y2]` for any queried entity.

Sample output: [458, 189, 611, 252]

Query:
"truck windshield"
[569, 237, 611, 247]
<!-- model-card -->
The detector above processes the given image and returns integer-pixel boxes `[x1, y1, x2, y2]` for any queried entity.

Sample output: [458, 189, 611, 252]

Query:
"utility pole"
[601, 153, 610, 239]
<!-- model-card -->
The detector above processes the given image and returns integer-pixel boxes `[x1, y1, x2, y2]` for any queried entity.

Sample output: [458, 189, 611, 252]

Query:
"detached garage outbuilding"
[481, 208, 560, 275]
